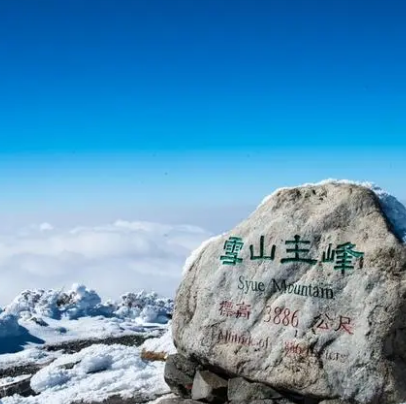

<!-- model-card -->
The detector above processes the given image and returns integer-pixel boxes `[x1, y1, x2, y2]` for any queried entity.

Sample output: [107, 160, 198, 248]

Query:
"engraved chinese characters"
[220, 234, 364, 274]
[173, 182, 406, 404]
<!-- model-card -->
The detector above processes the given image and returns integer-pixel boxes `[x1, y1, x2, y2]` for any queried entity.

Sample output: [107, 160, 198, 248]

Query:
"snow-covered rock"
[0, 314, 21, 338]
[114, 290, 173, 323]
[3, 284, 173, 324]
[141, 324, 177, 356]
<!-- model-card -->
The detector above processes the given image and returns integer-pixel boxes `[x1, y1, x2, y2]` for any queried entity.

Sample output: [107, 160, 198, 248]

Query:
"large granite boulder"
[172, 182, 406, 404]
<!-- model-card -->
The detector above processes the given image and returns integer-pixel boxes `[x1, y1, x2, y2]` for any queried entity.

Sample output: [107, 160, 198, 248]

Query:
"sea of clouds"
[0, 220, 212, 306]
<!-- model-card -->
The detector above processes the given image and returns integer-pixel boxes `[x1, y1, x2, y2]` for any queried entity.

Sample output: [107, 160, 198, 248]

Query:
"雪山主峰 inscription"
[220, 235, 364, 275]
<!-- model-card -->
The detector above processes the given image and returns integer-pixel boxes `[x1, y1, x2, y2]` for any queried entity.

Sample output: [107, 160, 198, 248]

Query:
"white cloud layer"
[0, 221, 213, 306]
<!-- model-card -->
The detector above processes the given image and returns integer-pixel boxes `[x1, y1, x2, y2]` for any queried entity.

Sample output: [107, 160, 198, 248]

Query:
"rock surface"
[164, 354, 199, 398]
[158, 399, 203, 404]
[191, 370, 227, 403]
[172, 182, 406, 404]
[319, 400, 351, 404]
[230, 401, 277, 404]
[228, 377, 283, 401]
[0, 376, 35, 398]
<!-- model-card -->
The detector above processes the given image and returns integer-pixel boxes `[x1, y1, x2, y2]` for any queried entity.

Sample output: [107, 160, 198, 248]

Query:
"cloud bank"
[0, 221, 213, 306]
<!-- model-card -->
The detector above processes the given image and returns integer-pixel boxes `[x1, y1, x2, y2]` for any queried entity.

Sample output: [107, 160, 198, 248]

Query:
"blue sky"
[0, 0, 405, 231]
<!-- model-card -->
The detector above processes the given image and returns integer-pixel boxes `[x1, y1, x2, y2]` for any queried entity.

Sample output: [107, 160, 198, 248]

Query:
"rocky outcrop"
[164, 354, 200, 398]
[191, 370, 227, 403]
[319, 400, 351, 404]
[43, 332, 160, 354]
[0, 375, 36, 399]
[227, 377, 284, 401]
[172, 182, 406, 404]
[163, 358, 310, 403]
[158, 399, 203, 404]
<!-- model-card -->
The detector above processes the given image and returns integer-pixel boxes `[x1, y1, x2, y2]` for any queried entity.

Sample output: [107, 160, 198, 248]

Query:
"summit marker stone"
[172, 182, 406, 404]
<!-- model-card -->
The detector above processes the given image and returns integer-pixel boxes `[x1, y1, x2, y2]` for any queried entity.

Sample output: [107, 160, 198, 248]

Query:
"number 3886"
[263, 306, 299, 328]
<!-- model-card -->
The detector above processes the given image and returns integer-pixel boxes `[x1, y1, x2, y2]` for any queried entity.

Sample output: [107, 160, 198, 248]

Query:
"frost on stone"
[3, 284, 173, 324]
[260, 179, 406, 243]
[182, 234, 224, 276]
[62, 284, 103, 319]
[113, 291, 173, 323]
[371, 184, 406, 243]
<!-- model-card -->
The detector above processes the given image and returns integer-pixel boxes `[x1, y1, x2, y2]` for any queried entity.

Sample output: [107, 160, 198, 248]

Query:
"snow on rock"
[114, 291, 173, 323]
[182, 234, 224, 275]
[0, 314, 21, 338]
[4, 290, 44, 319]
[3, 284, 173, 324]
[0, 285, 175, 403]
[76, 353, 113, 375]
[260, 179, 406, 243]
[62, 284, 102, 319]
[3, 286, 101, 320]
[0, 374, 32, 387]
[371, 184, 406, 243]
[0, 348, 59, 370]
[148, 394, 177, 404]
[31, 366, 72, 393]
[141, 323, 177, 356]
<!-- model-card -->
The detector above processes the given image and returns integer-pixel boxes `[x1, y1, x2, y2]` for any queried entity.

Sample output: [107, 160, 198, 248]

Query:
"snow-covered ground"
[0, 284, 176, 404]
[1, 332, 176, 404]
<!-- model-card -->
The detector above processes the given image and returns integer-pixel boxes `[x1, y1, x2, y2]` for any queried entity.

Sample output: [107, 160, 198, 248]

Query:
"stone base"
[163, 354, 334, 404]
